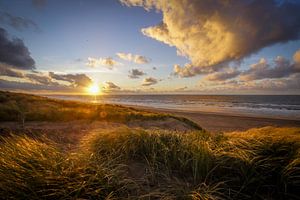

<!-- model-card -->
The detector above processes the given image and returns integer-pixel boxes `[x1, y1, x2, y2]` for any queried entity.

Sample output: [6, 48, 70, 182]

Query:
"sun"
[87, 83, 101, 95]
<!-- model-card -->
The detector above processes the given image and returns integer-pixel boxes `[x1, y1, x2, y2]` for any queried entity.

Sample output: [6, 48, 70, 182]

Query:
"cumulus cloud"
[173, 63, 222, 78]
[203, 67, 241, 81]
[86, 57, 120, 69]
[197, 73, 300, 94]
[117, 52, 150, 64]
[49, 72, 93, 87]
[0, 12, 39, 31]
[128, 69, 146, 79]
[0, 64, 24, 78]
[0, 27, 35, 69]
[173, 64, 197, 78]
[122, 0, 300, 76]
[235, 75, 300, 92]
[102, 81, 121, 91]
[240, 56, 300, 81]
[142, 77, 158, 86]
[293, 49, 300, 65]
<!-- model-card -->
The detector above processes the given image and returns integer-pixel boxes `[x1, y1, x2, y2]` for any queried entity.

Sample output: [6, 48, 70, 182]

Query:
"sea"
[44, 94, 300, 120]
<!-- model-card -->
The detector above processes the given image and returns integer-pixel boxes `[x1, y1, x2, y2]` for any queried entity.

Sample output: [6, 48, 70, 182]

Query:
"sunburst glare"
[87, 83, 101, 95]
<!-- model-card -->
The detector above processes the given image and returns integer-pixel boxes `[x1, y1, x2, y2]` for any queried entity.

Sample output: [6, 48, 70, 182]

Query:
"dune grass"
[0, 91, 298, 199]
[0, 90, 202, 130]
[0, 134, 135, 199]
[1, 127, 299, 199]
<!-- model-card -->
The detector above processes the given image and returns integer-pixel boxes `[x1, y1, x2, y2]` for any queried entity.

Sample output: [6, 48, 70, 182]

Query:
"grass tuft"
[0, 135, 135, 199]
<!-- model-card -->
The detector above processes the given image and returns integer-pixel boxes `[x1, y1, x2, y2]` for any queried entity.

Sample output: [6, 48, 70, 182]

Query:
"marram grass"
[0, 135, 134, 200]
[0, 127, 300, 199]
[0, 91, 202, 130]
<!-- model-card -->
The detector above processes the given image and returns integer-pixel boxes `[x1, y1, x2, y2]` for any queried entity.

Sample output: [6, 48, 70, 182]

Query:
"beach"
[44, 94, 300, 132]
[126, 105, 300, 132]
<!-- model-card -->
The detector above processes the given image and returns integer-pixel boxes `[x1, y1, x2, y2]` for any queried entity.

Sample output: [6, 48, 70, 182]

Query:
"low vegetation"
[0, 91, 299, 199]
[0, 127, 299, 199]
[0, 91, 201, 130]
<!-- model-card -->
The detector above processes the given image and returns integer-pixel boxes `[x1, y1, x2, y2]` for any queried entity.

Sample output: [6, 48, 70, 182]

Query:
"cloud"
[173, 64, 197, 78]
[102, 81, 121, 91]
[0, 11, 39, 31]
[240, 56, 300, 81]
[49, 72, 93, 87]
[0, 78, 72, 92]
[32, 0, 47, 8]
[122, 0, 300, 76]
[117, 52, 150, 64]
[0, 27, 35, 69]
[294, 49, 300, 65]
[0, 71, 94, 92]
[175, 86, 188, 91]
[173, 63, 222, 78]
[203, 67, 241, 81]
[128, 69, 146, 79]
[235, 74, 300, 92]
[197, 72, 300, 94]
[0, 64, 24, 78]
[26, 73, 53, 85]
[86, 57, 120, 69]
[142, 77, 158, 86]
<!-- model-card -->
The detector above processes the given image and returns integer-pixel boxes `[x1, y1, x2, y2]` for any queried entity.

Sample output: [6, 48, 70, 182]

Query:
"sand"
[126, 105, 300, 133]
[1, 105, 299, 136]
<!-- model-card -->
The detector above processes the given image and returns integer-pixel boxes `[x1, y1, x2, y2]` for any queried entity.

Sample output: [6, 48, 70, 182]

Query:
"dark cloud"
[0, 78, 71, 92]
[0, 11, 39, 31]
[0, 64, 24, 78]
[0, 71, 93, 92]
[128, 69, 146, 79]
[49, 72, 93, 87]
[240, 56, 300, 81]
[32, 0, 47, 8]
[122, 0, 300, 77]
[0, 27, 35, 69]
[142, 77, 158, 86]
[26, 73, 53, 85]
[103, 81, 121, 91]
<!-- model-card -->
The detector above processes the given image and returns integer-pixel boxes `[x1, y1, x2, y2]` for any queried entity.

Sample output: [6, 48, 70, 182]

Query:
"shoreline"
[123, 104, 300, 132]
[44, 95, 300, 121]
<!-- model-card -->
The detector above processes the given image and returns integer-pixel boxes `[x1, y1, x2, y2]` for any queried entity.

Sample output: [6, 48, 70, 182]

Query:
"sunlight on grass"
[0, 127, 299, 199]
[0, 91, 201, 131]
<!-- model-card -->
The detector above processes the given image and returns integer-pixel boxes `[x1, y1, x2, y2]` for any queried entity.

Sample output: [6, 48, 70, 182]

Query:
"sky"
[0, 0, 300, 94]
